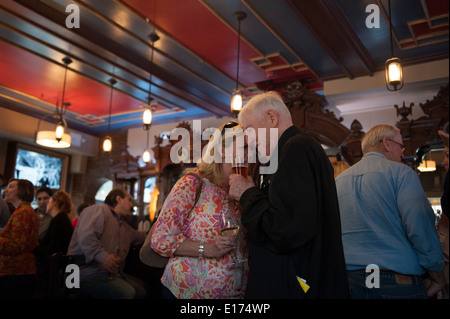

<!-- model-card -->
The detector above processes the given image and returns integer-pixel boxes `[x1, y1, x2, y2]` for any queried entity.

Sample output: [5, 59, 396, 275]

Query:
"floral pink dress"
[151, 173, 248, 299]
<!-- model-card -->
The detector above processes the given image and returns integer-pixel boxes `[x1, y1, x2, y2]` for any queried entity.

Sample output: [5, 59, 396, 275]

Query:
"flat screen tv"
[13, 144, 69, 190]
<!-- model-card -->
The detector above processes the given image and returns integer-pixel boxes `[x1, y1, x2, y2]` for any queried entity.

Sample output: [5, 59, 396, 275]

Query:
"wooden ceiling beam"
[13, 0, 230, 117]
[287, 0, 376, 79]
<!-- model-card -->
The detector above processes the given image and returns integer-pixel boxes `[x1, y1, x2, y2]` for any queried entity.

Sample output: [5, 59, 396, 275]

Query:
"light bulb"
[230, 90, 243, 118]
[388, 62, 401, 84]
[103, 136, 112, 152]
[143, 149, 151, 163]
[143, 108, 152, 129]
[55, 122, 65, 142]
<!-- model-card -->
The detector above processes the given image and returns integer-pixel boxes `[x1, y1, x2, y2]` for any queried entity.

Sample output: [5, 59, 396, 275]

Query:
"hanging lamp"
[143, 31, 160, 130]
[142, 31, 160, 163]
[36, 56, 72, 148]
[230, 11, 246, 118]
[103, 78, 117, 153]
[385, 0, 403, 91]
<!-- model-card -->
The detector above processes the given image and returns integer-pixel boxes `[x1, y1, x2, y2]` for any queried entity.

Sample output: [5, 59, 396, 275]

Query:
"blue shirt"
[336, 152, 444, 275]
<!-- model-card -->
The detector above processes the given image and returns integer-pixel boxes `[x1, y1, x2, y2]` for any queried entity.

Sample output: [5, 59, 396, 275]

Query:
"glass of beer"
[232, 155, 248, 178]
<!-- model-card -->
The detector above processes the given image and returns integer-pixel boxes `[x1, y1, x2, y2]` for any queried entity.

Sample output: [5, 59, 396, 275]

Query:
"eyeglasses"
[221, 121, 238, 136]
[381, 138, 405, 151]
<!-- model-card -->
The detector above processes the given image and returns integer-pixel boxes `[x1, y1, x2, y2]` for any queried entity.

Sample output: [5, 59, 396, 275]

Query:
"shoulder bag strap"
[184, 172, 203, 216]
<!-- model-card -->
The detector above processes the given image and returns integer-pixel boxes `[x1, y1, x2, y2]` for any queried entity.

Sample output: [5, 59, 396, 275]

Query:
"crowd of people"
[0, 91, 448, 300]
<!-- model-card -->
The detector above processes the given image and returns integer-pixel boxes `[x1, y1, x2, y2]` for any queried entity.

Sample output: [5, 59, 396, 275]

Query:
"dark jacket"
[240, 126, 350, 298]
[36, 212, 73, 277]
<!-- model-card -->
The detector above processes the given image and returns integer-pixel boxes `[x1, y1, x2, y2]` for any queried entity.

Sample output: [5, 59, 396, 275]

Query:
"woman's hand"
[204, 235, 236, 258]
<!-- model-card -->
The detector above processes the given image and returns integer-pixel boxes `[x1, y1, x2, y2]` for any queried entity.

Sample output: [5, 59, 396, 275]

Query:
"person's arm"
[0, 207, 35, 255]
[151, 175, 235, 258]
[397, 169, 444, 272]
[174, 237, 235, 258]
[74, 205, 109, 264]
[426, 270, 446, 296]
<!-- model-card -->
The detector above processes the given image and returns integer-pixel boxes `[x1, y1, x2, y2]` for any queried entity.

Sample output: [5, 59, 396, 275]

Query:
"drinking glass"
[231, 154, 248, 178]
[220, 211, 247, 268]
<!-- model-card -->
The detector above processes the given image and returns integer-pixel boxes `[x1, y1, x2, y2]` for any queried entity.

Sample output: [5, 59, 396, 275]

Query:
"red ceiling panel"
[0, 41, 142, 118]
[120, 0, 267, 88]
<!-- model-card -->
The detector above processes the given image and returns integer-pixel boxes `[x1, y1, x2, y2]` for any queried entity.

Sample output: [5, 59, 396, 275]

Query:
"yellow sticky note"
[297, 276, 310, 293]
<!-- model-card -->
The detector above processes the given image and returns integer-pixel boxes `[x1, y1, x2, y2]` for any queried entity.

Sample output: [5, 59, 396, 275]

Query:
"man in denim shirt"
[336, 124, 444, 299]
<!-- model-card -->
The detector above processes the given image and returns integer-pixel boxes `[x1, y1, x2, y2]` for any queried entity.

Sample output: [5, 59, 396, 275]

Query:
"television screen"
[14, 148, 63, 189]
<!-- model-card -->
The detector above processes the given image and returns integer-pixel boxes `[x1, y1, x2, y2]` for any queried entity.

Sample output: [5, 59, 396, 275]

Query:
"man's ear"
[380, 137, 390, 152]
[267, 110, 278, 128]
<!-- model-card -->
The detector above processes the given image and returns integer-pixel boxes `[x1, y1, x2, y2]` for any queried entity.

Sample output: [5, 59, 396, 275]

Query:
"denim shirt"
[336, 152, 444, 275]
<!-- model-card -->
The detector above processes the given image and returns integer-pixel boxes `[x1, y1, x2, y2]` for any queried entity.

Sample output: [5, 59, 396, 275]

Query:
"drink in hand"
[232, 164, 248, 178]
[220, 225, 240, 236]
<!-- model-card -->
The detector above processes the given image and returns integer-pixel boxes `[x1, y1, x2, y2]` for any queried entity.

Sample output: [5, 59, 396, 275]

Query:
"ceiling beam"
[13, 0, 230, 117]
[287, 0, 376, 79]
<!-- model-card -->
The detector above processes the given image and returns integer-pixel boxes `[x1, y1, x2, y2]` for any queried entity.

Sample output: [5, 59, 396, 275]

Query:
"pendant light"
[103, 78, 116, 153]
[36, 56, 72, 148]
[385, 0, 403, 91]
[230, 11, 246, 118]
[143, 31, 160, 130]
[142, 31, 160, 163]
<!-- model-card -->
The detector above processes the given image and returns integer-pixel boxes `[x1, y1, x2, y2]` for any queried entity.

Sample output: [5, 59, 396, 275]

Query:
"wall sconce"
[385, 0, 403, 91]
[417, 159, 436, 172]
[230, 11, 246, 118]
[418, 151, 437, 172]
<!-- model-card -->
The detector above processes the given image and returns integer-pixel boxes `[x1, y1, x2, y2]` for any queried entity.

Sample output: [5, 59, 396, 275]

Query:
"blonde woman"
[151, 122, 248, 299]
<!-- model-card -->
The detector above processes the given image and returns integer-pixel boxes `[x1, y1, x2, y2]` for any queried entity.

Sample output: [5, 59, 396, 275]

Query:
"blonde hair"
[361, 124, 400, 155]
[238, 91, 292, 125]
[196, 122, 241, 187]
[332, 161, 350, 178]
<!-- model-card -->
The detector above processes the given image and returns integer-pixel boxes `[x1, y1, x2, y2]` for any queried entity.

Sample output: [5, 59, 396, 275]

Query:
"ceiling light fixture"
[143, 31, 160, 130]
[230, 11, 246, 118]
[36, 56, 72, 148]
[142, 30, 160, 163]
[385, 0, 403, 91]
[103, 78, 117, 153]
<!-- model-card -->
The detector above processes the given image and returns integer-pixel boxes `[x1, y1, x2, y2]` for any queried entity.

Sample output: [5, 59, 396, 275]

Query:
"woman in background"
[35, 190, 74, 280]
[0, 179, 39, 299]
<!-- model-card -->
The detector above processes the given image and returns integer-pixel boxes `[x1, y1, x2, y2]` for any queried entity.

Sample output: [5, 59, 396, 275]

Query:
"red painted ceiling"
[0, 0, 447, 135]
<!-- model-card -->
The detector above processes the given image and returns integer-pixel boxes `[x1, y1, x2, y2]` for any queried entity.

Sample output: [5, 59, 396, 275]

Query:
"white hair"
[361, 124, 400, 154]
[238, 91, 292, 125]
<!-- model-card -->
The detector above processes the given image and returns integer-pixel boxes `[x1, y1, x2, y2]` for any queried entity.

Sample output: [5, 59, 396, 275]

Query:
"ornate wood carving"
[340, 119, 366, 166]
[280, 79, 365, 164]
[282, 80, 351, 147]
[396, 83, 449, 159]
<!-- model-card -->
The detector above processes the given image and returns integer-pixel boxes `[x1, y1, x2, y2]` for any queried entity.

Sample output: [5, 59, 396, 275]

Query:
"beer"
[220, 225, 240, 236]
[232, 164, 248, 178]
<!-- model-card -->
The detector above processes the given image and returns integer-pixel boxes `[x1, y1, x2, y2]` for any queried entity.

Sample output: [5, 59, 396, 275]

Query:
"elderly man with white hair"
[229, 91, 350, 299]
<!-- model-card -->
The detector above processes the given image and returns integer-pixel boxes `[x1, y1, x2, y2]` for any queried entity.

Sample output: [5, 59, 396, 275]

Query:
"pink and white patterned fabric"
[151, 173, 248, 299]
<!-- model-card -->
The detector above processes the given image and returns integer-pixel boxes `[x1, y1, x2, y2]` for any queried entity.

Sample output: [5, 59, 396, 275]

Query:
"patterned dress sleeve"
[0, 206, 38, 255]
[151, 174, 198, 257]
